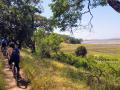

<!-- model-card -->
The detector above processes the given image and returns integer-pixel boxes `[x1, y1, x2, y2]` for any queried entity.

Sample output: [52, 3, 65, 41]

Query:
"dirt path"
[3, 58, 30, 90]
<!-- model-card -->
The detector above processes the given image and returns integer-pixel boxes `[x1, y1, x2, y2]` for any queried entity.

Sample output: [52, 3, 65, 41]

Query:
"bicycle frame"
[12, 63, 18, 79]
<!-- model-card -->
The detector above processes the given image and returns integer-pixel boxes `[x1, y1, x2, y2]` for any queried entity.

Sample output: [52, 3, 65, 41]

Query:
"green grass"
[60, 43, 120, 90]
[21, 51, 89, 90]
[60, 43, 120, 59]
[21, 43, 120, 90]
[0, 54, 6, 90]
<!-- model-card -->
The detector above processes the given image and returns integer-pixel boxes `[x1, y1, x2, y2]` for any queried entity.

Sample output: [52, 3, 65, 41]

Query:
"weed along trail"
[2, 57, 30, 90]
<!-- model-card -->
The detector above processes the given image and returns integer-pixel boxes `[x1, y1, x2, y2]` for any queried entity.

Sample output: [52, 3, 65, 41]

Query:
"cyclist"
[7, 42, 14, 69]
[7, 42, 21, 78]
[12, 44, 20, 78]
[1, 38, 8, 56]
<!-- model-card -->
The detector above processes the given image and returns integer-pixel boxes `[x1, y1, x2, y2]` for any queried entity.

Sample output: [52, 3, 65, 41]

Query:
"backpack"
[1, 39, 7, 46]
[11, 48, 20, 61]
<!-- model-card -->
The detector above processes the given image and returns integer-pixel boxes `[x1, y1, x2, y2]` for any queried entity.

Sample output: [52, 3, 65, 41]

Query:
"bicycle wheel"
[2, 47, 7, 56]
[11, 63, 16, 78]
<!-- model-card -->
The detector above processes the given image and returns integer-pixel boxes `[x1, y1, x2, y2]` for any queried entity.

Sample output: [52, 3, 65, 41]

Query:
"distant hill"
[82, 39, 120, 44]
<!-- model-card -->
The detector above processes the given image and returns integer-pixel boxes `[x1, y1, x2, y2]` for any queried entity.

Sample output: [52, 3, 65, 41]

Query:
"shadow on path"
[17, 78, 31, 89]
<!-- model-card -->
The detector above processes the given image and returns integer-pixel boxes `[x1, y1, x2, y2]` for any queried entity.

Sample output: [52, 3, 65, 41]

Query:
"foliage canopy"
[50, 0, 120, 31]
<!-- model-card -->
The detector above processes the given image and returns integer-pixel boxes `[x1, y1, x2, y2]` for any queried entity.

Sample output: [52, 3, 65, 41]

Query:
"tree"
[60, 35, 83, 44]
[0, 0, 42, 47]
[50, 0, 120, 31]
[34, 15, 54, 32]
[75, 46, 87, 57]
[34, 28, 63, 58]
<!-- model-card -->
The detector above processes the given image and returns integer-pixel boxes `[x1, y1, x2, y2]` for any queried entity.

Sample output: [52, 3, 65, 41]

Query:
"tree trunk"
[107, 0, 120, 13]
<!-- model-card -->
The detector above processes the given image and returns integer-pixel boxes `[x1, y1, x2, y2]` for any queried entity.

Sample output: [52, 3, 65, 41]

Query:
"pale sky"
[41, 0, 120, 40]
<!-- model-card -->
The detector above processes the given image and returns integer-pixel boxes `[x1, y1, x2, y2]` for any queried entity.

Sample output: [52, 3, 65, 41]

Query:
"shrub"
[69, 37, 82, 44]
[34, 28, 63, 58]
[75, 46, 87, 57]
[52, 52, 89, 69]
[41, 45, 51, 58]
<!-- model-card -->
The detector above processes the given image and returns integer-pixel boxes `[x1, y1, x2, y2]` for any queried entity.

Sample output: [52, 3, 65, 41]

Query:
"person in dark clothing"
[11, 44, 20, 78]
[7, 42, 14, 69]
[7, 42, 20, 78]
[1, 38, 8, 56]
[1, 38, 7, 51]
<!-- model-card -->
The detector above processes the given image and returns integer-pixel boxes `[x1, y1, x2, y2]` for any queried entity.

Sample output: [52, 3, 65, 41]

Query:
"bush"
[69, 37, 82, 44]
[75, 46, 87, 57]
[52, 52, 89, 69]
[34, 28, 63, 58]
[41, 45, 51, 58]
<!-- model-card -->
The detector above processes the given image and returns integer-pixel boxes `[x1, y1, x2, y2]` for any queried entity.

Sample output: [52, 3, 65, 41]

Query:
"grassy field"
[20, 43, 120, 90]
[60, 43, 120, 90]
[61, 43, 120, 59]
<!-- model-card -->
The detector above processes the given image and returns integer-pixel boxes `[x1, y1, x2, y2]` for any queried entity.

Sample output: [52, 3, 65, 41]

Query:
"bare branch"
[78, 0, 93, 31]
[88, 0, 93, 31]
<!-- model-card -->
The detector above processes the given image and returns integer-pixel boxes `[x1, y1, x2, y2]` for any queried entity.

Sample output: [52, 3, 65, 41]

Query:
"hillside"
[20, 43, 120, 90]
[21, 50, 89, 90]
[1, 43, 120, 90]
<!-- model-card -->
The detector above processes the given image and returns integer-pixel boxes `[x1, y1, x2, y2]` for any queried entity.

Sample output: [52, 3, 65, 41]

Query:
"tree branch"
[87, 0, 93, 31]
[78, 0, 93, 31]
[107, 0, 120, 13]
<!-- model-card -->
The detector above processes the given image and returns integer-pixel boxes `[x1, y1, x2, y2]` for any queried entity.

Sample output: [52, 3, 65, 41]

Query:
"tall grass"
[51, 51, 120, 90]
[0, 54, 6, 90]
[21, 43, 120, 90]
[21, 51, 89, 90]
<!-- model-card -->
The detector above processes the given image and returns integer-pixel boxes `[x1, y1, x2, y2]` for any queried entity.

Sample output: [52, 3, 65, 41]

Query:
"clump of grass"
[0, 54, 6, 90]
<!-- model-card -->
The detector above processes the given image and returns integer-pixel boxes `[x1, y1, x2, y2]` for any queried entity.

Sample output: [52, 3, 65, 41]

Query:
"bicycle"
[11, 62, 21, 86]
[11, 62, 29, 88]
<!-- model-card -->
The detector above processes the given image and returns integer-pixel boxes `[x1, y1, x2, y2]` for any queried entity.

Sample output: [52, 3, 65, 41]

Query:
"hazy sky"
[41, 0, 120, 40]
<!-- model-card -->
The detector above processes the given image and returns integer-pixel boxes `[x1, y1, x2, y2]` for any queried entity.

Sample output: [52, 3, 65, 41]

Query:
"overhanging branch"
[107, 0, 120, 13]
[78, 0, 93, 31]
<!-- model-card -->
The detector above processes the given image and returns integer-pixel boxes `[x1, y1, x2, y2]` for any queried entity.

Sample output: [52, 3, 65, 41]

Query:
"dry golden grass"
[20, 43, 120, 90]
[21, 50, 89, 90]
[60, 43, 120, 57]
